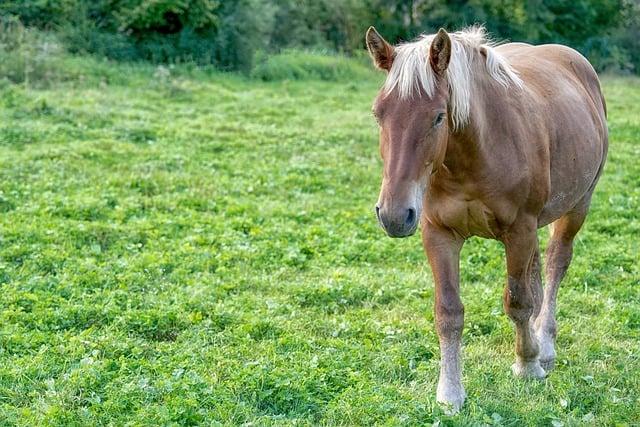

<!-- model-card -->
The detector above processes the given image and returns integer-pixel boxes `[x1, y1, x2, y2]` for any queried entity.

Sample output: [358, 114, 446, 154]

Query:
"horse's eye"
[434, 112, 446, 127]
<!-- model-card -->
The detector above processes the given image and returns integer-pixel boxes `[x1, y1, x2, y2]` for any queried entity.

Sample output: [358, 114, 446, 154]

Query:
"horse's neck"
[444, 76, 501, 178]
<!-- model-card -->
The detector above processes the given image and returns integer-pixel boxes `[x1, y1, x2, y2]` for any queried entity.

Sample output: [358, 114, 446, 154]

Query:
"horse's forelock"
[382, 26, 523, 129]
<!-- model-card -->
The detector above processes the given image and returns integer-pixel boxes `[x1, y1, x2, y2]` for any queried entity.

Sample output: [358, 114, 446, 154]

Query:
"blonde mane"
[383, 26, 523, 128]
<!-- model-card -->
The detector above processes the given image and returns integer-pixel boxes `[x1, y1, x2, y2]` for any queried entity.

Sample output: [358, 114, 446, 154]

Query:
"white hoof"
[436, 382, 466, 414]
[540, 358, 555, 372]
[511, 359, 546, 378]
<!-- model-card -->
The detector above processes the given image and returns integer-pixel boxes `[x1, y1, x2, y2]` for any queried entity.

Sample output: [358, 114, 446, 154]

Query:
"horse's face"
[372, 84, 449, 237]
[366, 27, 452, 237]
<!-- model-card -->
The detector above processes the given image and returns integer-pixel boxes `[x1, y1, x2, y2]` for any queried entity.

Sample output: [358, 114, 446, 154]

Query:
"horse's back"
[499, 43, 606, 120]
[497, 43, 608, 226]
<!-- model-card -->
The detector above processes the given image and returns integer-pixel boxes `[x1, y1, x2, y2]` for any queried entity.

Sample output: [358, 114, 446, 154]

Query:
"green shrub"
[0, 16, 151, 88]
[0, 0, 80, 28]
[0, 16, 65, 87]
[1, 0, 638, 74]
[59, 13, 140, 62]
[53, 0, 274, 72]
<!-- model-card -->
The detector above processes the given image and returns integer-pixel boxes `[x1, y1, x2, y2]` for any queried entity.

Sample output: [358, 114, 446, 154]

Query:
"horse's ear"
[366, 26, 394, 72]
[429, 28, 451, 75]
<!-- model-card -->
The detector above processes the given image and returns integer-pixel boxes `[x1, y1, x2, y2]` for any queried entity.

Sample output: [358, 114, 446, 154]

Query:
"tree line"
[1, 0, 638, 74]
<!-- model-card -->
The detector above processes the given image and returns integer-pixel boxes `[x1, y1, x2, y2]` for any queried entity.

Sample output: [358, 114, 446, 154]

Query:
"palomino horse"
[366, 26, 607, 411]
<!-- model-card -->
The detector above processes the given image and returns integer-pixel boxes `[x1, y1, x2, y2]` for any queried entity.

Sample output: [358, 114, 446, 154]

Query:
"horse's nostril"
[406, 208, 416, 226]
[375, 204, 381, 219]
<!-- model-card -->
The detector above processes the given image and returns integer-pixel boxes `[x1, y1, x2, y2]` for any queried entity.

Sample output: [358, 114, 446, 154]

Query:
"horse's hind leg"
[534, 202, 589, 371]
[503, 216, 545, 378]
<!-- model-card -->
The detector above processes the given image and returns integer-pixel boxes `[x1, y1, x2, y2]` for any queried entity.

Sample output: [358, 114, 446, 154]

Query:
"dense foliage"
[1, 0, 639, 73]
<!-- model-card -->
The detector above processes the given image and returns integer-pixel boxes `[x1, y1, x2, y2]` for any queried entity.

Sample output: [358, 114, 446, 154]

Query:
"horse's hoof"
[540, 358, 555, 372]
[436, 384, 466, 414]
[536, 336, 556, 372]
[511, 360, 546, 379]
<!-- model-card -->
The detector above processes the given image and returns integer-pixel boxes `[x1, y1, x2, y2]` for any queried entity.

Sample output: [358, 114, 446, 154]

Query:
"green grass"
[0, 54, 638, 426]
[251, 50, 373, 82]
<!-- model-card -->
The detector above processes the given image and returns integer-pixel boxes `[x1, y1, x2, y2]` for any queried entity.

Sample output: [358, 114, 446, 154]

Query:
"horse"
[365, 26, 608, 412]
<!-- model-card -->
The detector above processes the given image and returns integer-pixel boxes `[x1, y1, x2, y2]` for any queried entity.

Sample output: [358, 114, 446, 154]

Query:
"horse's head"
[366, 27, 452, 237]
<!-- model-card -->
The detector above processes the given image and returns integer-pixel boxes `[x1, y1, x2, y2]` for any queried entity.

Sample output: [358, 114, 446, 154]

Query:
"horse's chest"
[426, 196, 505, 239]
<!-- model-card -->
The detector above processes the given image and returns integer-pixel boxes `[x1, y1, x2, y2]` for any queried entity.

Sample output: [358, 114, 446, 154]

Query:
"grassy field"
[0, 55, 638, 426]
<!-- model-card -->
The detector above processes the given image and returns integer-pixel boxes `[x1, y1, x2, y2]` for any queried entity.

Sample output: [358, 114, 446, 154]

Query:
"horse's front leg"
[423, 222, 465, 412]
[503, 218, 545, 378]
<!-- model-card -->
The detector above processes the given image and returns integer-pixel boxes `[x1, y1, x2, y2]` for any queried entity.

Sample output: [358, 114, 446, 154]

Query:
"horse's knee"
[503, 277, 534, 323]
[504, 301, 533, 322]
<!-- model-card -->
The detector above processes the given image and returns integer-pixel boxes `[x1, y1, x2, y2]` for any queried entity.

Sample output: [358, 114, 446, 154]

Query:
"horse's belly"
[538, 137, 605, 226]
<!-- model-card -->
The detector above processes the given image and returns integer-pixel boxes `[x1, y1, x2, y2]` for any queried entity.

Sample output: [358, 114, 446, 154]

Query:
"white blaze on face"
[376, 163, 432, 237]
[377, 178, 424, 212]
[409, 178, 426, 221]
[377, 165, 430, 215]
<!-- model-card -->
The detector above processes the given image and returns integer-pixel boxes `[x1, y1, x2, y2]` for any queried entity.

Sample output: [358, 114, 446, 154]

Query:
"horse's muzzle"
[375, 204, 418, 237]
